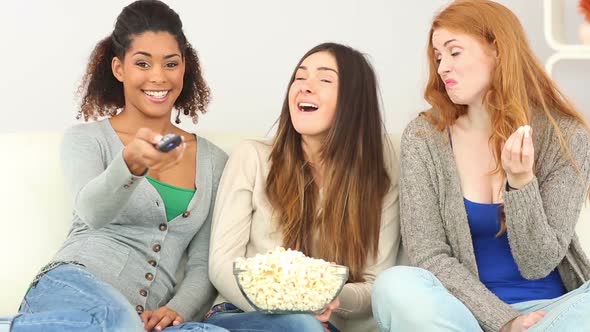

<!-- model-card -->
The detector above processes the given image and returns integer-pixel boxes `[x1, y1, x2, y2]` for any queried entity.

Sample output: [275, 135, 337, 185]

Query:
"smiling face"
[432, 28, 496, 108]
[112, 31, 185, 119]
[288, 51, 339, 139]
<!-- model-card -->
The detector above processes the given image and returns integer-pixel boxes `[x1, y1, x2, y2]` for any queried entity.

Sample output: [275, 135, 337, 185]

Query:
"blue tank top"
[465, 197, 566, 304]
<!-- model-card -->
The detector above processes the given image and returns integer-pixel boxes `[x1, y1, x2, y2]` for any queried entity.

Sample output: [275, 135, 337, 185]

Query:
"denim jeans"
[204, 302, 339, 332]
[5, 264, 228, 332]
[510, 279, 590, 331]
[371, 266, 590, 332]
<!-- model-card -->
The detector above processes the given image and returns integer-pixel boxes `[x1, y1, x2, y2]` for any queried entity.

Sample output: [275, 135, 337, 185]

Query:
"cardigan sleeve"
[400, 120, 520, 332]
[504, 123, 590, 279]
[60, 125, 145, 229]
[208, 140, 262, 311]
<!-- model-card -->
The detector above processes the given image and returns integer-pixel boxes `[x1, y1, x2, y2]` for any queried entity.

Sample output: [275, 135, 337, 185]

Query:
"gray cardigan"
[400, 110, 590, 332]
[52, 119, 228, 320]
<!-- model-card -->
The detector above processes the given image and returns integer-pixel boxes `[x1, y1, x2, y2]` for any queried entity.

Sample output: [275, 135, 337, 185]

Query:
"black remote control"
[155, 134, 182, 152]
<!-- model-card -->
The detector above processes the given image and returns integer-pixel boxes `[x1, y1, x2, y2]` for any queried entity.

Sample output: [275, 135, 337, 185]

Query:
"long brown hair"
[423, 0, 589, 234]
[265, 43, 390, 282]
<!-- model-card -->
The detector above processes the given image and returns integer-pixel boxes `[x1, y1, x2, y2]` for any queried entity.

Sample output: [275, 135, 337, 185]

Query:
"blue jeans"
[5, 264, 228, 332]
[204, 302, 337, 332]
[371, 266, 590, 332]
[511, 279, 590, 331]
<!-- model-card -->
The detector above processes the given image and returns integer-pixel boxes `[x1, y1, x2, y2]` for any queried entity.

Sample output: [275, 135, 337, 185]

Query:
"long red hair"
[423, 0, 589, 233]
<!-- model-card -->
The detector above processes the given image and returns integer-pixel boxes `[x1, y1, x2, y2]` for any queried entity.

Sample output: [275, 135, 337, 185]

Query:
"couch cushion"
[1, 131, 588, 315]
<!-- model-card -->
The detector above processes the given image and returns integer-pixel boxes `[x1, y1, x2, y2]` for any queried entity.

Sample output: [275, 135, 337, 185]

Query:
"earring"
[175, 110, 181, 124]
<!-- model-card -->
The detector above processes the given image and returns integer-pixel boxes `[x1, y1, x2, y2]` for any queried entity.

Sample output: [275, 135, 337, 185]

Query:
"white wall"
[1, 1, 588, 136]
[0, 1, 587, 135]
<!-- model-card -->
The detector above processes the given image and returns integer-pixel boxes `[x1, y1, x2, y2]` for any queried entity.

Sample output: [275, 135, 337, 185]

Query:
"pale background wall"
[1, 0, 589, 305]
[0, 0, 587, 137]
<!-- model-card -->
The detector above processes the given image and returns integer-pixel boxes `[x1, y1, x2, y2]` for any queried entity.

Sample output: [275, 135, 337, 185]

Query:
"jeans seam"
[26, 272, 129, 327]
[411, 267, 438, 288]
[373, 316, 386, 332]
[12, 319, 90, 327]
[543, 292, 590, 330]
[18, 299, 31, 314]
[25, 266, 90, 304]
[38, 273, 99, 302]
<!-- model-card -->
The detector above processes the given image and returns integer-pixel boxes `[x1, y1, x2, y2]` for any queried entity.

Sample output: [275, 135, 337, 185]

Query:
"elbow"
[520, 268, 552, 280]
[517, 259, 557, 280]
[75, 210, 104, 230]
[73, 194, 102, 230]
[208, 261, 223, 287]
[73, 195, 119, 230]
[73, 200, 111, 230]
[513, 241, 566, 280]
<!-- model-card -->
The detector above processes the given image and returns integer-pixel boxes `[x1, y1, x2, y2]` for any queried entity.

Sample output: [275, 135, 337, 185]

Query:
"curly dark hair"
[78, 0, 210, 122]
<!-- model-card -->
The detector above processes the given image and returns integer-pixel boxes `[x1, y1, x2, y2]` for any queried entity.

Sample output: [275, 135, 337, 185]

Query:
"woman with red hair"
[372, 1, 590, 331]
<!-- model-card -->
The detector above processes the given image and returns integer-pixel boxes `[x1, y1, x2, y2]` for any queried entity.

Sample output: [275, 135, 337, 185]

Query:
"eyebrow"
[132, 51, 181, 59]
[298, 65, 339, 75]
[433, 38, 458, 52]
[443, 39, 457, 47]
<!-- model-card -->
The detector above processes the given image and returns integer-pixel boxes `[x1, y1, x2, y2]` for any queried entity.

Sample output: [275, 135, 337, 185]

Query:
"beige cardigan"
[209, 138, 402, 332]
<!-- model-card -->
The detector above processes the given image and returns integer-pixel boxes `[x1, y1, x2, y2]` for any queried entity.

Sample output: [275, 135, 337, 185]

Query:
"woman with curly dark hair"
[4, 1, 229, 331]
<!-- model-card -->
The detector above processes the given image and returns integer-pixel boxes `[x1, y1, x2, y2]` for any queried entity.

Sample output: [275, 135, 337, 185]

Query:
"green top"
[147, 176, 196, 222]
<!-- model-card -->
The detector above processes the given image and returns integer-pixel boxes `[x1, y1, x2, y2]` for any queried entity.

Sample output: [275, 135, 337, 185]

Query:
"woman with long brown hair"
[372, 1, 590, 331]
[206, 43, 402, 332]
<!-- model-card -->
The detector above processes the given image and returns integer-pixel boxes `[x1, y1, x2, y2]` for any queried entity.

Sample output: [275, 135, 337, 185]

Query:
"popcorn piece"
[234, 247, 347, 312]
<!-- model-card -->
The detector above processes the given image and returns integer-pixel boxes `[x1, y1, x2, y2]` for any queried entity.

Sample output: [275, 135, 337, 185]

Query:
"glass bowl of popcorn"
[233, 247, 349, 314]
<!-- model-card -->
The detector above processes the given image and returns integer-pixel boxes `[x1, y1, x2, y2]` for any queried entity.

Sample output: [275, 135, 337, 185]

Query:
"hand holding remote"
[155, 133, 182, 152]
[123, 128, 185, 176]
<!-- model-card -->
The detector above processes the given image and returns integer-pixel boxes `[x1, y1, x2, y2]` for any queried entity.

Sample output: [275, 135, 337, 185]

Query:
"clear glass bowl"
[233, 261, 349, 314]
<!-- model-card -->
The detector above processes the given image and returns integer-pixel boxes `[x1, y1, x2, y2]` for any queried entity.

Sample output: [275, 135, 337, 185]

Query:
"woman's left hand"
[141, 306, 184, 331]
[315, 298, 340, 332]
[501, 125, 535, 189]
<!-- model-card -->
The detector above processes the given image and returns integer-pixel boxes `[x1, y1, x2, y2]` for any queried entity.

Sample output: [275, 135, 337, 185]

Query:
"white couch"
[2, 131, 590, 315]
